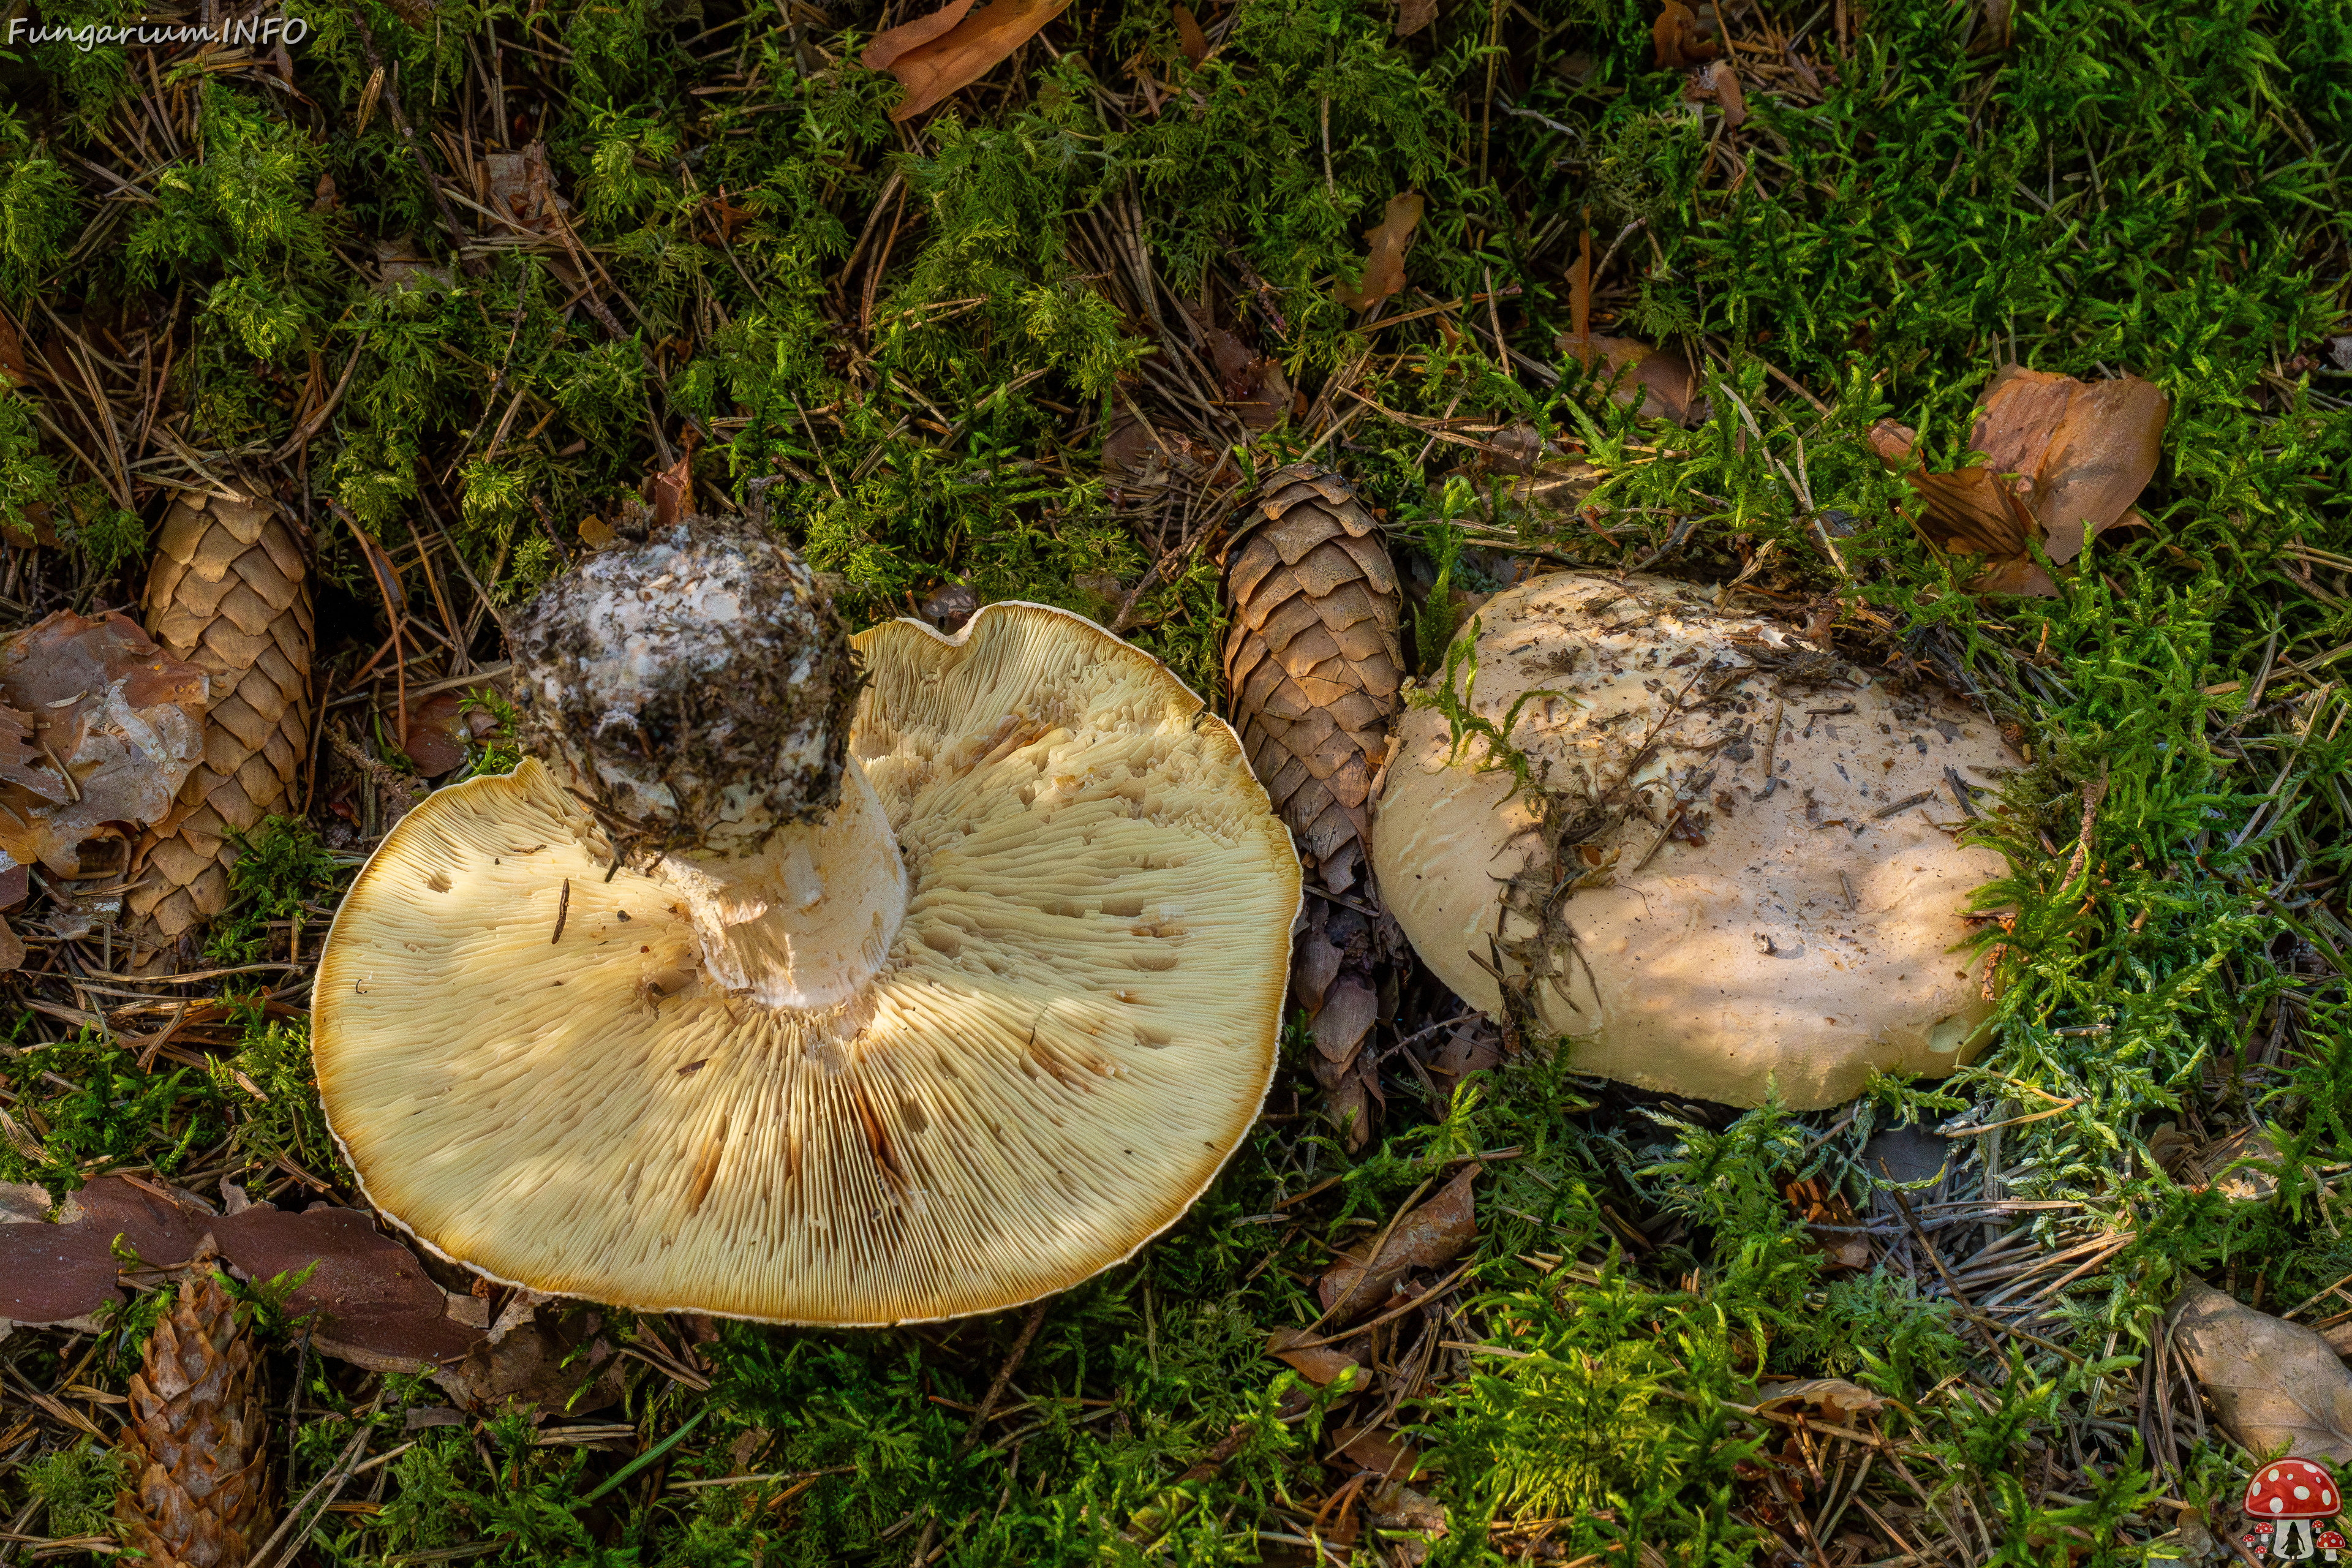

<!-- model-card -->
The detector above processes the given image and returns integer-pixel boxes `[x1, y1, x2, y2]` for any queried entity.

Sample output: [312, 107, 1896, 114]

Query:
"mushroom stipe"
[315, 526, 1299, 1326]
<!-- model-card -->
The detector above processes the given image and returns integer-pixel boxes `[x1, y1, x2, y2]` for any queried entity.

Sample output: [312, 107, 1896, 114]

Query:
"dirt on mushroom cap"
[313, 602, 1298, 1326]
[1371, 572, 2018, 1109]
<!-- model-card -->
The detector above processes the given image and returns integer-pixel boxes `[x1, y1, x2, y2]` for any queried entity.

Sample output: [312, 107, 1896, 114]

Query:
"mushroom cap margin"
[314, 601, 1302, 1326]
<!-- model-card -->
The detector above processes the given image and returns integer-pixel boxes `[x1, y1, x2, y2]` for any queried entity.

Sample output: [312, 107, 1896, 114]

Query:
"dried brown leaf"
[1267, 1327, 1363, 1385]
[0, 1177, 484, 1368]
[1396, 0, 1438, 37]
[0, 312, 31, 389]
[1653, 0, 1716, 67]
[1683, 61, 1745, 125]
[1754, 1378, 1885, 1426]
[1569, 228, 1593, 341]
[0, 1221, 119, 1324]
[1875, 366, 2166, 596]
[1558, 331, 1699, 424]
[862, 0, 976, 67]
[1317, 1164, 1479, 1322]
[1294, 934, 1343, 1013]
[863, 0, 1072, 123]
[1172, 2, 1209, 61]
[432, 1310, 627, 1415]
[1338, 193, 1424, 312]
[2170, 1278, 2352, 1461]
[483, 141, 569, 232]
[1313, 979, 1378, 1067]
[1427, 1024, 1502, 1090]
[1332, 1425, 1424, 1479]
[647, 451, 695, 531]
[393, 689, 474, 777]
[2030, 373, 2168, 563]
[1969, 364, 2071, 479]
[0, 611, 210, 875]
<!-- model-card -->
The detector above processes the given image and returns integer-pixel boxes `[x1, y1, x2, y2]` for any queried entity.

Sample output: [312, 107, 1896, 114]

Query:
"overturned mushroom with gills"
[314, 516, 1300, 1326]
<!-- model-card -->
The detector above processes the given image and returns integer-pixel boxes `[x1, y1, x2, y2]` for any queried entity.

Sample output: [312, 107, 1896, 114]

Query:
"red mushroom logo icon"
[2320, 1527, 2347, 1563]
[2245, 1461, 2341, 1561]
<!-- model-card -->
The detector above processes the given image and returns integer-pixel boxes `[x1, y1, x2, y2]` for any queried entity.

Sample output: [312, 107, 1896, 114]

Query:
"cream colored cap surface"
[315, 604, 1299, 1325]
[1372, 573, 2015, 1109]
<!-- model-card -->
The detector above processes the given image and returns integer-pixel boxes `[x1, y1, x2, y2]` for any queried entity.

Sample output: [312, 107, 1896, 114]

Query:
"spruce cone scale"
[1219, 464, 1403, 890]
[117, 1257, 271, 1568]
[131, 490, 315, 943]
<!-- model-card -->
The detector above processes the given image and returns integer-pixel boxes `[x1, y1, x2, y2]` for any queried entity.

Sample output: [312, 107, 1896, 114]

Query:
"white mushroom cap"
[314, 603, 1299, 1325]
[1371, 573, 2016, 1109]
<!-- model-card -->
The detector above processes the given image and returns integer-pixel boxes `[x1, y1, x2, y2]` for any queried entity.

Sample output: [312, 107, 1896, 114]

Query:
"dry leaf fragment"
[1338, 194, 1424, 312]
[2029, 373, 2168, 561]
[1197, 322, 1292, 429]
[1558, 331, 1700, 425]
[1172, 3, 1209, 62]
[432, 1310, 627, 1415]
[1317, 1164, 1479, 1322]
[1396, 0, 1438, 37]
[0, 611, 210, 875]
[1652, 0, 1716, 67]
[1332, 1424, 1424, 1479]
[1267, 1326, 1363, 1385]
[0, 1177, 487, 1368]
[391, 688, 492, 778]
[2170, 1278, 2352, 1461]
[862, 0, 1072, 123]
[0, 311, 32, 390]
[1313, 979, 1379, 1068]
[1683, 59, 1745, 124]
[482, 141, 570, 232]
[1753, 1378, 1885, 1426]
[1872, 367, 2167, 597]
[647, 451, 695, 530]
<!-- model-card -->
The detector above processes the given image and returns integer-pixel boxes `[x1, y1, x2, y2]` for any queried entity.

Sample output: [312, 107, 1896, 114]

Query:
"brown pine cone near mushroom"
[129, 487, 315, 947]
[116, 1251, 273, 1568]
[1219, 464, 1406, 1148]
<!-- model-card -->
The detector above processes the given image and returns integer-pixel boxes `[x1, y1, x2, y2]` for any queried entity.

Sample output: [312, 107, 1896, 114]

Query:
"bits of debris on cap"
[1371, 571, 2021, 1109]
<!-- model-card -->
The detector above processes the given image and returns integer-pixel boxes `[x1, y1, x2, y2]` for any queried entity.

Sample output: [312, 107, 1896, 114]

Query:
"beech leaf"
[1337, 194, 1423, 312]
[2169, 1278, 2352, 1461]
[1872, 366, 2166, 597]
[0, 1177, 485, 1370]
[862, 0, 1072, 123]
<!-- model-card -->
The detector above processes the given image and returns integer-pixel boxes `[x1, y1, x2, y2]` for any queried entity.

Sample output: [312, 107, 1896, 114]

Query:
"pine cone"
[1219, 464, 1404, 1150]
[116, 1255, 273, 1568]
[129, 489, 315, 943]
[1218, 463, 1403, 895]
